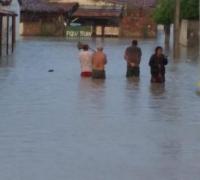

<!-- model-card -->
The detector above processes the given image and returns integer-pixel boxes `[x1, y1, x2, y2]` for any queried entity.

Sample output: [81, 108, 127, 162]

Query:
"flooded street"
[0, 34, 200, 180]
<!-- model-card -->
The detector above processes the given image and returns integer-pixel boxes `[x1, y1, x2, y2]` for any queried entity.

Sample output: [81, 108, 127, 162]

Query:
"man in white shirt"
[79, 44, 93, 77]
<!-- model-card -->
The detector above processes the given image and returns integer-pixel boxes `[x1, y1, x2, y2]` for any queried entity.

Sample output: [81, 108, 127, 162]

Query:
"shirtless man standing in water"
[92, 46, 107, 79]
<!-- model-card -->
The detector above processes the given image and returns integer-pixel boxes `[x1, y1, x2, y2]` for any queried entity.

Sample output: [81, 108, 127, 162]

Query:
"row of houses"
[1, 0, 157, 38]
[20, 0, 157, 38]
[0, 0, 157, 56]
[0, 0, 79, 56]
[1, 0, 199, 57]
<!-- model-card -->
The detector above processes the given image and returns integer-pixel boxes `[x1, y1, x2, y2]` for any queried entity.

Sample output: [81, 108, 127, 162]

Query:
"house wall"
[120, 8, 156, 38]
[21, 15, 66, 36]
[48, 0, 112, 6]
[180, 19, 199, 47]
[179, 20, 188, 46]
[66, 25, 119, 37]
[21, 21, 42, 36]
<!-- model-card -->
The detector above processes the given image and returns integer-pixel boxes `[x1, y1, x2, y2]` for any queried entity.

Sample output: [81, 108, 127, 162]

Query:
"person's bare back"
[92, 48, 107, 70]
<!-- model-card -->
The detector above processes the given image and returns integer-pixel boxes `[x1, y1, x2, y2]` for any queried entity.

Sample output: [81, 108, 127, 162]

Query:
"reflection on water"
[0, 56, 15, 68]
[186, 46, 199, 62]
[196, 83, 200, 96]
[0, 37, 200, 180]
[150, 83, 165, 97]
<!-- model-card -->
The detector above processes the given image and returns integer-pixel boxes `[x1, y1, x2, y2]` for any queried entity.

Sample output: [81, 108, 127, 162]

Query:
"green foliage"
[152, 0, 174, 25]
[153, 0, 199, 25]
[181, 0, 199, 19]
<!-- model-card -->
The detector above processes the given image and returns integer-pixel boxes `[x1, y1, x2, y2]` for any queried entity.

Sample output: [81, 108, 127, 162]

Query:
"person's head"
[83, 44, 89, 51]
[132, 40, 138, 46]
[155, 46, 163, 56]
[97, 45, 103, 52]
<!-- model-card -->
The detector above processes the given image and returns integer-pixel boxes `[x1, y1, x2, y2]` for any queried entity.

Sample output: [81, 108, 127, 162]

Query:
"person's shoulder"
[86, 51, 93, 55]
[92, 52, 97, 57]
[126, 46, 132, 50]
[150, 54, 156, 59]
[126, 46, 133, 52]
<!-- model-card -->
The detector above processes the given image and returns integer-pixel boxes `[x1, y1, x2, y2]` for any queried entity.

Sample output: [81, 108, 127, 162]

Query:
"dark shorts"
[126, 66, 140, 78]
[92, 69, 106, 79]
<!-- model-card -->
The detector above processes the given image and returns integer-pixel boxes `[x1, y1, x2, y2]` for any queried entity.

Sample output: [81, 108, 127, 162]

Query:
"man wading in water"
[92, 46, 107, 79]
[79, 44, 93, 77]
[124, 40, 142, 78]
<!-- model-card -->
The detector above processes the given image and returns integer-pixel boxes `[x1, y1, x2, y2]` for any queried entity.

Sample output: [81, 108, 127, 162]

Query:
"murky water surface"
[0, 35, 199, 180]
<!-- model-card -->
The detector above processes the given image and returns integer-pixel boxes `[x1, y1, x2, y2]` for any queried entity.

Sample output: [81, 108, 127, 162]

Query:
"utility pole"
[173, 0, 180, 58]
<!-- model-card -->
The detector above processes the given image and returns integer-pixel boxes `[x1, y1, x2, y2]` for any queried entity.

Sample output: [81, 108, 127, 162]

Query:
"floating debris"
[186, 59, 191, 62]
[48, 69, 54, 72]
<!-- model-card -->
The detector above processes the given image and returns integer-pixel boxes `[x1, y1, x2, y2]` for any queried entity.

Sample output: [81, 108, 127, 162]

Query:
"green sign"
[66, 26, 92, 37]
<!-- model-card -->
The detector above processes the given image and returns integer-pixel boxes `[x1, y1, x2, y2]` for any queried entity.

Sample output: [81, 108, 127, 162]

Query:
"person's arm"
[163, 55, 168, 65]
[91, 53, 95, 67]
[149, 55, 154, 66]
[138, 48, 142, 58]
[124, 48, 128, 61]
[137, 48, 142, 64]
[104, 54, 107, 65]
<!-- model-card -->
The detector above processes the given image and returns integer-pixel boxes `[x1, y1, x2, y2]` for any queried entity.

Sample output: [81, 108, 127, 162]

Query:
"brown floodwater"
[0, 35, 199, 180]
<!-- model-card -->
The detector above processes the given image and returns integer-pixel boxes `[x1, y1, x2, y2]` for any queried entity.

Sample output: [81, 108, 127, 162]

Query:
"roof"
[20, 0, 79, 13]
[74, 7, 123, 18]
[0, 0, 12, 6]
[0, 8, 17, 16]
[105, 0, 156, 7]
[104, 0, 127, 4]
[132, 0, 156, 7]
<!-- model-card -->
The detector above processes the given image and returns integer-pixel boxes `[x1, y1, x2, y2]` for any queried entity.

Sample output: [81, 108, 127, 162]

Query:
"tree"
[153, 0, 199, 45]
[181, 0, 199, 20]
[152, 0, 174, 44]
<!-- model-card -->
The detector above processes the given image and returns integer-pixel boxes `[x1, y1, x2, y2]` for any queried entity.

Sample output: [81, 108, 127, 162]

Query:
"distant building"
[50, 0, 123, 37]
[180, 20, 199, 47]
[0, 1, 17, 56]
[117, 0, 157, 38]
[3, 0, 20, 39]
[71, 7, 123, 37]
[20, 0, 157, 38]
[52, 0, 157, 38]
[19, 0, 78, 36]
